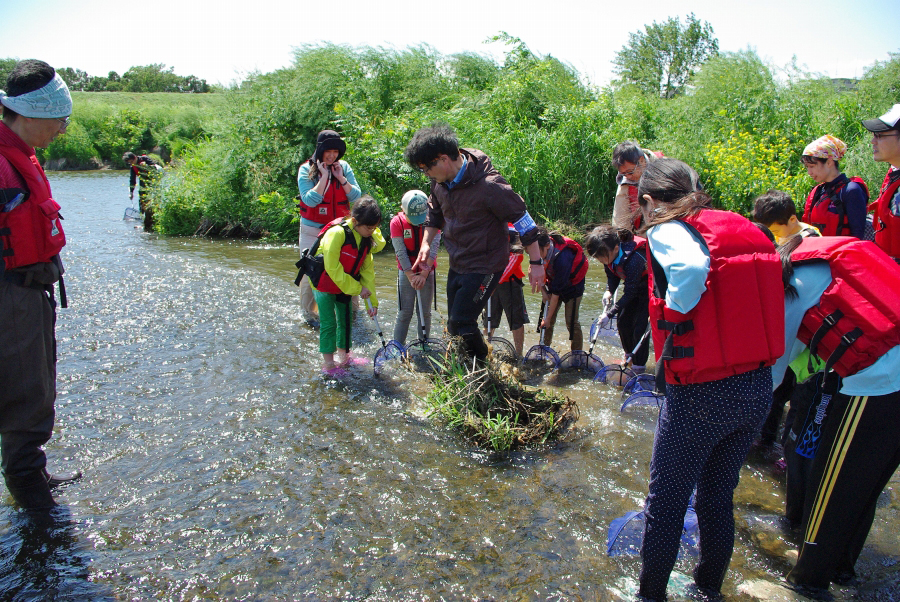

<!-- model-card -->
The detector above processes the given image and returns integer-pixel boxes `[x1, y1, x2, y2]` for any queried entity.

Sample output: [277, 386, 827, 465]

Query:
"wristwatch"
[529, 259, 543, 265]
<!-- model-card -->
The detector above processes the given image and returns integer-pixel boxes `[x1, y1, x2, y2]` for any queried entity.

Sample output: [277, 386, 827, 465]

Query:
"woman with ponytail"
[633, 158, 785, 601]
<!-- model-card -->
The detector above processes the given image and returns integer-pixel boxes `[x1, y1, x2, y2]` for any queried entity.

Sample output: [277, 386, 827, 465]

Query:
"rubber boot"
[43, 468, 82, 489]
[5, 472, 57, 510]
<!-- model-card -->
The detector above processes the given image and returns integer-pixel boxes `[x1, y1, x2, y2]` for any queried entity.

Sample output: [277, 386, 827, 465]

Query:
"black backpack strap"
[346, 226, 372, 281]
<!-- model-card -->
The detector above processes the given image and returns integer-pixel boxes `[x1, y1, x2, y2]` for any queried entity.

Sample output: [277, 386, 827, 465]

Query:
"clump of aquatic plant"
[425, 339, 578, 451]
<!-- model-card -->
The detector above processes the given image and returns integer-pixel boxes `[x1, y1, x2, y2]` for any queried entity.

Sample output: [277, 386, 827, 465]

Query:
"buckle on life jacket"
[809, 309, 843, 359]
[657, 319, 694, 336]
[822, 327, 862, 373]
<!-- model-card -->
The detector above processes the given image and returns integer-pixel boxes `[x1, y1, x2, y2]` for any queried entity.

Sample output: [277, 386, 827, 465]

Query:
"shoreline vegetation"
[19, 42, 900, 242]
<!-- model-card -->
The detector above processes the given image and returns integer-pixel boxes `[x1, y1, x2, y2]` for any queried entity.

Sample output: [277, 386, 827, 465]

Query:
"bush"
[705, 129, 811, 215]
[44, 121, 98, 167]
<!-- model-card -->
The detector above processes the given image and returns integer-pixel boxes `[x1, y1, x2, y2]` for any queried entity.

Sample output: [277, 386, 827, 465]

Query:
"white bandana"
[0, 73, 72, 118]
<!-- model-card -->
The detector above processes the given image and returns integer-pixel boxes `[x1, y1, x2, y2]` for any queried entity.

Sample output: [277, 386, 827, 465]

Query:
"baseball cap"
[401, 190, 428, 225]
[862, 104, 900, 133]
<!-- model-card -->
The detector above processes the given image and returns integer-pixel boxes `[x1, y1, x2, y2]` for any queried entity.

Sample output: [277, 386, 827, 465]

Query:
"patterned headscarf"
[802, 135, 847, 161]
[0, 73, 72, 118]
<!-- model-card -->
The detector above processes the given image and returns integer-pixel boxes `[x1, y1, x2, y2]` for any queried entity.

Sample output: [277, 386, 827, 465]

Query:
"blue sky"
[2, 0, 897, 87]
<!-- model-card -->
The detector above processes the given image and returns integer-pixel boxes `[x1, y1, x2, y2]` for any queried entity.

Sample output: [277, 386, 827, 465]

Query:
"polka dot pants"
[638, 366, 773, 601]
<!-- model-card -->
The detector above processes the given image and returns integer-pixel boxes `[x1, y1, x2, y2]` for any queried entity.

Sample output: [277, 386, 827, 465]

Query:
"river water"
[1, 170, 898, 600]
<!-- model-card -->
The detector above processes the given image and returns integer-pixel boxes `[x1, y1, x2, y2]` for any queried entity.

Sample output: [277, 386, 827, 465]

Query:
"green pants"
[314, 290, 353, 353]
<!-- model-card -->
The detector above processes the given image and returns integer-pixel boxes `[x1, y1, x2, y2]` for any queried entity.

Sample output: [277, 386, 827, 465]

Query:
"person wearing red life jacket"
[389, 190, 441, 346]
[800, 135, 869, 239]
[297, 130, 362, 328]
[485, 225, 529, 356]
[862, 104, 900, 263]
[123, 151, 162, 231]
[634, 158, 784, 602]
[611, 140, 664, 232]
[0, 60, 82, 510]
[584, 225, 650, 373]
[536, 228, 588, 353]
[312, 196, 385, 377]
[772, 235, 900, 593]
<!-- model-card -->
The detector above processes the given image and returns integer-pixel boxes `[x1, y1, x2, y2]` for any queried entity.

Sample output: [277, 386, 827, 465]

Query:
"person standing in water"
[0, 59, 82, 510]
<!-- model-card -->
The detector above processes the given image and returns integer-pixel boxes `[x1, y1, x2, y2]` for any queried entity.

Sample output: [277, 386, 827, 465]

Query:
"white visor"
[0, 73, 72, 118]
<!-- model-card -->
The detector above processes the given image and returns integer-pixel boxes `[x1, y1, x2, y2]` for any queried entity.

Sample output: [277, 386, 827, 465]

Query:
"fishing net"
[522, 341, 560, 372]
[594, 362, 637, 386]
[557, 350, 605, 374]
[619, 374, 666, 411]
[404, 338, 447, 373]
[374, 340, 405, 376]
[589, 315, 619, 347]
[607, 496, 699, 557]
[487, 336, 518, 364]
[124, 206, 141, 220]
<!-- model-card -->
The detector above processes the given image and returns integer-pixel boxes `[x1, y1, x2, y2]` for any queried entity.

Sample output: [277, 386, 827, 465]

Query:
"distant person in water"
[123, 151, 162, 231]
[0, 59, 82, 510]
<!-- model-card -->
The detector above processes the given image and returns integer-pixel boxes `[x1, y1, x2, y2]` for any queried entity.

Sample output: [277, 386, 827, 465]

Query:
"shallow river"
[1, 171, 898, 600]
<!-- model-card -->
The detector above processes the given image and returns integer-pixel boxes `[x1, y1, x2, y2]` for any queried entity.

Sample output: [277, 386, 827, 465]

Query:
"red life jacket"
[611, 236, 648, 281]
[314, 217, 372, 295]
[545, 236, 588, 287]
[802, 177, 869, 237]
[870, 169, 900, 259]
[499, 253, 525, 283]
[648, 210, 785, 385]
[297, 161, 350, 226]
[393, 212, 436, 272]
[0, 143, 66, 269]
[790, 236, 900, 377]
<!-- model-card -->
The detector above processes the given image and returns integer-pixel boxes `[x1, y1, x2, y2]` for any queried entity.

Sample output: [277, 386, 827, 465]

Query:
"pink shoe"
[341, 356, 370, 368]
[322, 366, 348, 378]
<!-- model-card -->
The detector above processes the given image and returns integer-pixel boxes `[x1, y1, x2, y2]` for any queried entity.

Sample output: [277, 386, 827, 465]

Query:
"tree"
[0, 58, 17, 89]
[613, 13, 718, 99]
[57, 67, 93, 91]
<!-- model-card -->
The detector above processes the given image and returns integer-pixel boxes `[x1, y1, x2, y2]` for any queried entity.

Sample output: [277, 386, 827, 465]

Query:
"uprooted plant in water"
[424, 339, 578, 452]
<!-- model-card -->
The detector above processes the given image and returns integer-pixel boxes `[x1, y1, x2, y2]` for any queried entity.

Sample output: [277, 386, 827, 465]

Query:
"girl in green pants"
[312, 196, 384, 376]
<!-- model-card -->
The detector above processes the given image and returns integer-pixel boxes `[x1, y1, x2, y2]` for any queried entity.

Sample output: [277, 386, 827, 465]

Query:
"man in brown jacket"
[405, 123, 544, 362]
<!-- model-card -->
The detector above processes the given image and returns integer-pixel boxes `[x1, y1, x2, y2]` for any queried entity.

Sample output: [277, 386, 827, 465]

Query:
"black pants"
[788, 387, 900, 588]
[617, 292, 650, 367]
[446, 268, 501, 361]
[0, 280, 57, 483]
[759, 368, 796, 445]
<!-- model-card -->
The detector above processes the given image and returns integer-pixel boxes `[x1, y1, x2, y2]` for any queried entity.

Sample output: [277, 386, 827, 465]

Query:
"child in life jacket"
[390, 190, 440, 345]
[485, 225, 530, 356]
[753, 190, 821, 246]
[584, 225, 650, 373]
[313, 195, 385, 377]
[536, 228, 588, 352]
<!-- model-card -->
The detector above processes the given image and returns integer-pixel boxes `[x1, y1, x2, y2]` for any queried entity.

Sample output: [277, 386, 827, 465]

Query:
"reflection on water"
[1, 170, 897, 600]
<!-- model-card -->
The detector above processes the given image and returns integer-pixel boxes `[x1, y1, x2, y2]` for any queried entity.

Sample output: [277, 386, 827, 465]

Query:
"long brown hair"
[636, 158, 711, 233]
